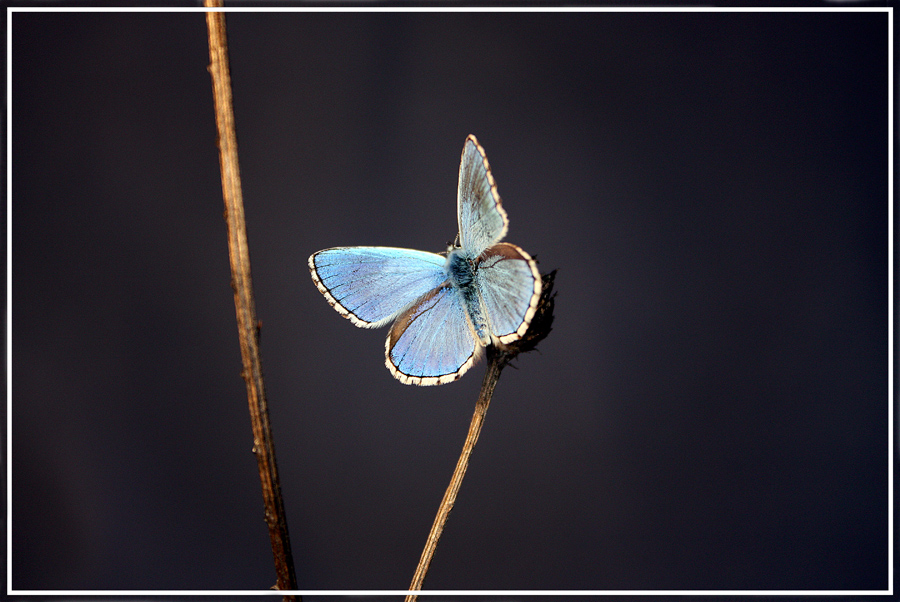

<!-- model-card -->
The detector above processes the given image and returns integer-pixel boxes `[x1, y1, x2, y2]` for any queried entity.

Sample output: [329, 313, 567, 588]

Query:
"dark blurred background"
[10, 6, 889, 593]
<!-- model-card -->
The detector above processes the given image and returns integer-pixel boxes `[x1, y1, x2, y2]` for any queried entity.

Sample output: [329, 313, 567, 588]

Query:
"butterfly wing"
[457, 135, 509, 257]
[476, 243, 542, 344]
[309, 247, 447, 328]
[386, 283, 480, 385]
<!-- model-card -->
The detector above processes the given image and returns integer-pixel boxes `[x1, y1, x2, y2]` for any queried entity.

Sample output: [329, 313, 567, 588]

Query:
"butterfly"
[308, 135, 542, 385]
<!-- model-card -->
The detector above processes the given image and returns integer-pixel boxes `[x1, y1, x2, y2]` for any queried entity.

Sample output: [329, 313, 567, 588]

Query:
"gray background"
[11, 8, 889, 593]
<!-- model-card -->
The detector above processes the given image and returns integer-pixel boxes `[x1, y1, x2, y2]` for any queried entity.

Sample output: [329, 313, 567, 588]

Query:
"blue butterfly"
[308, 135, 541, 385]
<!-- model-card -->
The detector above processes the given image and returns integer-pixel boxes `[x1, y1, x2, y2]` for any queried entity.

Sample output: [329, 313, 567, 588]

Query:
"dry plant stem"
[205, 1, 298, 595]
[406, 347, 506, 599]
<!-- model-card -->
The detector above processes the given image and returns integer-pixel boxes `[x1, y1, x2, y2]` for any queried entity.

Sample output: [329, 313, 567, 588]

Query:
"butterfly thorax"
[446, 248, 475, 287]
[445, 248, 491, 345]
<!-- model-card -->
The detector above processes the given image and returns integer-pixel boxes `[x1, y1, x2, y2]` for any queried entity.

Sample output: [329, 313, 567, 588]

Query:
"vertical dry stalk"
[205, 1, 298, 595]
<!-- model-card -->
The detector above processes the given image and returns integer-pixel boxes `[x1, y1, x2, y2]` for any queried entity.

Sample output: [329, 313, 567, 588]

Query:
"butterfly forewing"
[386, 284, 479, 385]
[476, 243, 542, 344]
[309, 247, 447, 328]
[457, 135, 509, 257]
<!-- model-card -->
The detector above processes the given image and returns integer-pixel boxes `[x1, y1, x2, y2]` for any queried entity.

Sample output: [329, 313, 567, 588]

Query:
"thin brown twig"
[205, 1, 298, 596]
[406, 346, 505, 599]
[406, 270, 555, 598]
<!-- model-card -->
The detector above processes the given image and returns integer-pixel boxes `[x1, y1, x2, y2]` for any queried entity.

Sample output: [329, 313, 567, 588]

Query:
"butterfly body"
[445, 248, 491, 344]
[309, 136, 541, 385]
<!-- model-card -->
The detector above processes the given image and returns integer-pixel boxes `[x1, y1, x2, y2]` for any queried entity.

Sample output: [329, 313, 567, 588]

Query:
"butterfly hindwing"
[476, 243, 542, 344]
[386, 283, 479, 385]
[309, 247, 447, 328]
[457, 135, 508, 257]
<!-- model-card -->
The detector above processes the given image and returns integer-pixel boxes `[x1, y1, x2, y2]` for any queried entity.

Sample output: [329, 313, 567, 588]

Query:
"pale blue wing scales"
[476, 243, 542, 344]
[386, 284, 480, 386]
[457, 135, 508, 257]
[309, 247, 447, 328]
